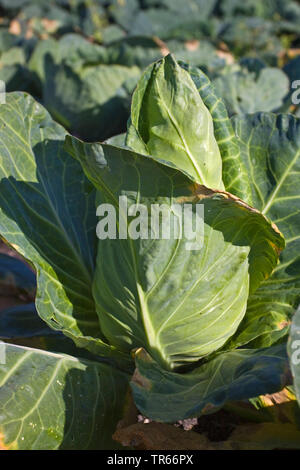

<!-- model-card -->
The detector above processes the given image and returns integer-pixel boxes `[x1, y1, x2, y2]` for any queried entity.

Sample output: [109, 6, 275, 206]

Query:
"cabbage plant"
[0, 55, 299, 450]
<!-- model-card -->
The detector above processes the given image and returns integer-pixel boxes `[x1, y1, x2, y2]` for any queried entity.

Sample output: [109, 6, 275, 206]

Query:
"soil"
[138, 408, 245, 442]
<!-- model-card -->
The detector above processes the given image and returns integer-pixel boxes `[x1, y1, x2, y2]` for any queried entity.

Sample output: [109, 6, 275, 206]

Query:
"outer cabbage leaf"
[0, 92, 129, 367]
[0, 344, 129, 450]
[65, 138, 283, 370]
[227, 113, 300, 348]
[131, 344, 290, 422]
[126, 54, 224, 191]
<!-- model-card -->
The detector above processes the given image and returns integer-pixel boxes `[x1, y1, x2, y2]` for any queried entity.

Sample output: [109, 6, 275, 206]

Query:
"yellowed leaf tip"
[0, 432, 17, 451]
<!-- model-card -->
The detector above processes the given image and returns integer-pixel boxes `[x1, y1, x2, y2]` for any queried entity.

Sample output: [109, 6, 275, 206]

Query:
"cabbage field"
[0, 0, 300, 451]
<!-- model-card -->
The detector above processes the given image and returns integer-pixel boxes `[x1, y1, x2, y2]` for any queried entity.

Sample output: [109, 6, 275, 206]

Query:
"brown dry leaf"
[113, 422, 217, 450]
[9, 20, 21, 36]
[216, 50, 234, 64]
[185, 40, 199, 51]
[277, 320, 291, 330]
[153, 36, 170, 57]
